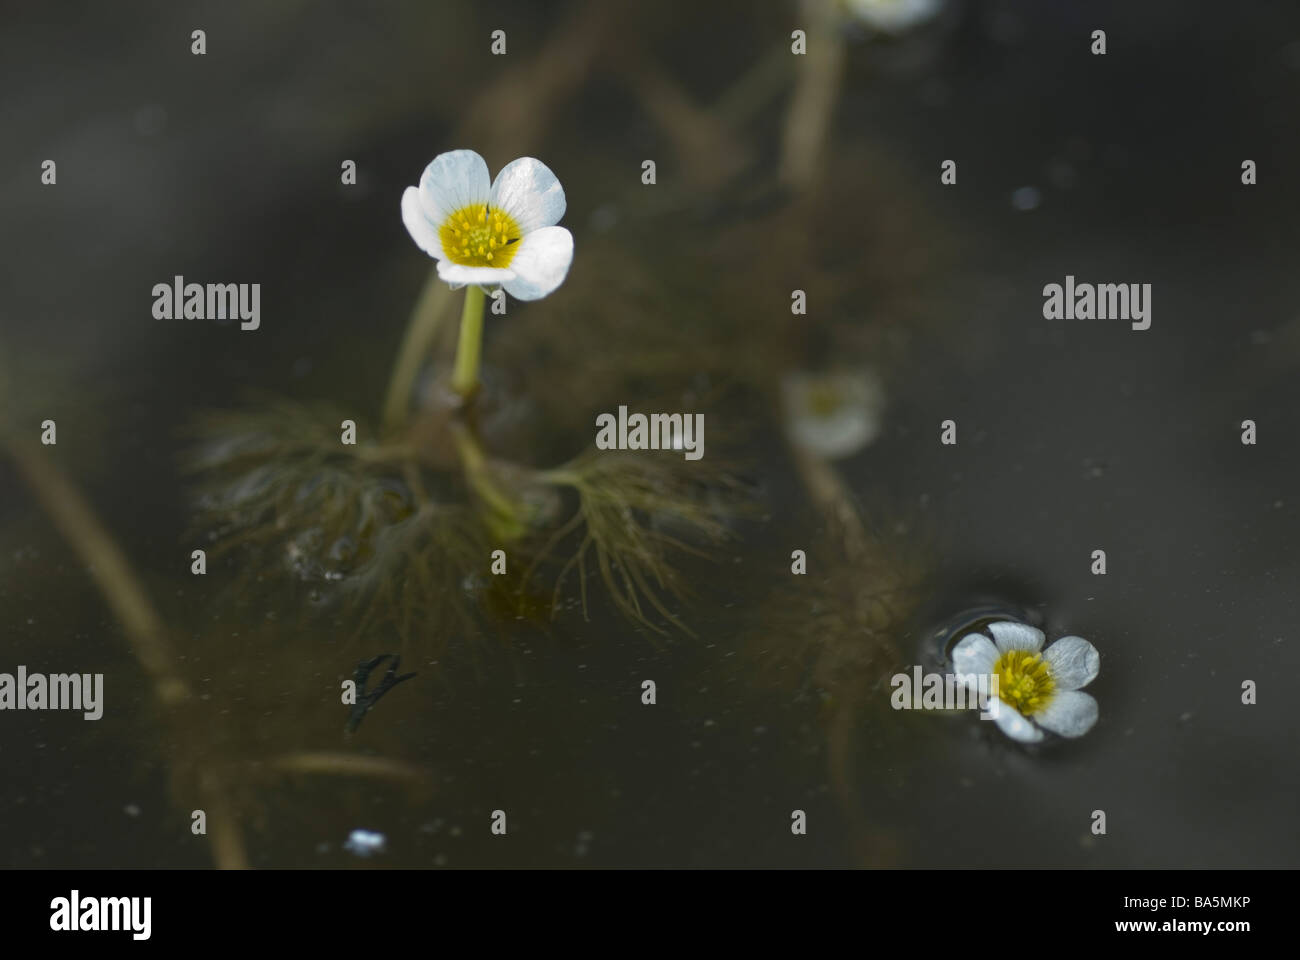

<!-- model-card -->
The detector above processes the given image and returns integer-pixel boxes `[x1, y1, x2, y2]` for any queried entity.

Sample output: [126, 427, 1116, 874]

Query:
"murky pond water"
[2, 0, 1298, 868]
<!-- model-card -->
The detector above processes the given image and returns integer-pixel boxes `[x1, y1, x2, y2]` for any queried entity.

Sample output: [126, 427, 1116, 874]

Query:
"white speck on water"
[343, 829, 386, 857]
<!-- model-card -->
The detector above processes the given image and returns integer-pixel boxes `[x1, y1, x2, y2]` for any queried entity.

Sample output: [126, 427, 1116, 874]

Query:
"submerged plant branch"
[0, 429, 249, 869]
[531, 450, 749, 635]
[781, 0, 847, 191]
[263, 752, 434, 784]
[2, 430, 191, 706]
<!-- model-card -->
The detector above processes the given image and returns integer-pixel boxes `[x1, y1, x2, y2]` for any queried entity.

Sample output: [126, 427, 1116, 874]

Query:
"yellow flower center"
[806, 383, 842, 418]
[995, 650, 1055, 716]
[439, 204, 522, 268]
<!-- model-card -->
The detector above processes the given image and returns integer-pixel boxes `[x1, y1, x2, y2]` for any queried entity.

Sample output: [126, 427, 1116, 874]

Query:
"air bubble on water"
[1011, 186, 1041, 212]
[343, 829, 386, 857]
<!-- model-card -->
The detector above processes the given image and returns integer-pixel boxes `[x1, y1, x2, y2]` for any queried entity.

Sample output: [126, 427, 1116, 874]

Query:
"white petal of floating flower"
[1043, 635, 1100, 691]
[988, 620, 1044, 655]
[1032, 690, 1099, 738]
[951, 632, 999, 689]
[490, 157, 566, 235]
[500, 225, 575, 301]
[992, 702, 1044, 743]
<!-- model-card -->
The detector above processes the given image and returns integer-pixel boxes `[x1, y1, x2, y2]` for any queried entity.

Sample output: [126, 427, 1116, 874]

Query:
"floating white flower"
[781, 369, 885, 460]
[842, 0, 944, 34]
[952, 621, 1100, 743]
[401, 149, 574, 301]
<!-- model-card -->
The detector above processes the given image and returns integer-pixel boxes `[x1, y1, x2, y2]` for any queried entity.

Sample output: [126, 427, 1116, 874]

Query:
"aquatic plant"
[400, 149, 574, 398]
[528, 449, 750, 635]
[951, 621, 1101, 742]
[185, 147, 747, 645]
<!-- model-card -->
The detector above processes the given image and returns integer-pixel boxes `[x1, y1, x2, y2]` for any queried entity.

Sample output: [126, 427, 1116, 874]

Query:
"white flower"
[842, 0, 944, 34]
[952, 621, 1100, 743]
[401, 149, 574, 301]
[781, 369, 885, 460]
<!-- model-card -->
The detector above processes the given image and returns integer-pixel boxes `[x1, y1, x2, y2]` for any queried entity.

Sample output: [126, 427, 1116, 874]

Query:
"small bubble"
[1011, 186, 1041, 212]
[343, 829, 386, 857]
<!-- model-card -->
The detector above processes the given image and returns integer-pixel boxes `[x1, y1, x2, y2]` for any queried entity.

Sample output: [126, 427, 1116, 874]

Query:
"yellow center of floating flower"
[439, 204, 522, 268]
[806, 383, 843, 418]
[994, 650, 1055, 716]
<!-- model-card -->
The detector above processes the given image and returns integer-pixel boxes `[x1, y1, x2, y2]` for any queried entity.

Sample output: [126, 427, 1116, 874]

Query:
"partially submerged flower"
[841, 0, 944, 34]
[952, 621, 1100, 743]
[401, 149, 574, 300]
[781, 369, 885, 460]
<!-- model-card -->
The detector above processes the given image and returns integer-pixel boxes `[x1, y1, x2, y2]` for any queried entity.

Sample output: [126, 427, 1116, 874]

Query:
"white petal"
[489, 157, 566, 234]
[1033, 690, 1098, 738]
[845, 0, 944, 35]
[951, 633, 998, 689]
[436, 261, 515, 288]
[402, 186, 445, 259]
[992, 702, 1044, 743]
[1043, 635, 1100, 691]
[988, 620, 1044, 655]
[500, 226, 573, 301]
[418, 150, 491, 225]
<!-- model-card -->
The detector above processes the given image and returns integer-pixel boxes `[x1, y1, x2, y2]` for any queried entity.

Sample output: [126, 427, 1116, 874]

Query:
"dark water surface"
[2, 0, 1298, 867]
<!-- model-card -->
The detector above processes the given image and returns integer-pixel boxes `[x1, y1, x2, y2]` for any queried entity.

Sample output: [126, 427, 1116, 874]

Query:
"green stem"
[451, 285, 486, 399]
[449, 420, 527, 541]
[382, 268, 453, 434]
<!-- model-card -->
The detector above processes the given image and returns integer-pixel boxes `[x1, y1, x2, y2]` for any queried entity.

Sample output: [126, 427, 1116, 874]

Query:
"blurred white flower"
[952, 621, 1101, 743]
[842, 0, 944, 34]
[781, 369, 885, 460]
[402, 149, 574, 301]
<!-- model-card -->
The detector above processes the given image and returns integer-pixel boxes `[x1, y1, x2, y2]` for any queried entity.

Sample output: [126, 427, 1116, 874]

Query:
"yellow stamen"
[438, 204, 522, 268]
[994, 650, 1056, 716]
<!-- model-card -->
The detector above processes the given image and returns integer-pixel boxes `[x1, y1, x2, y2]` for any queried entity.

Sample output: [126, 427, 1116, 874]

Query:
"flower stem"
[451, 284, 486, 399]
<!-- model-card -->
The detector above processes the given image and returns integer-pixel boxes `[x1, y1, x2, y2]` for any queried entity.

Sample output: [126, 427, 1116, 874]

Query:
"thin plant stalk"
[0, 430, 249, 869]
[451, 284, 487, 399]
[382, 268, 455, 433]
[448, 419, 527, 541]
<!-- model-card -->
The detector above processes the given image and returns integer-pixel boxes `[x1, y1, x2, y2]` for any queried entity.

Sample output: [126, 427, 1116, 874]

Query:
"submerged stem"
[451, 284, 487, 399]
[449, 419, 527, 541]
[0, 430, 250, 869]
